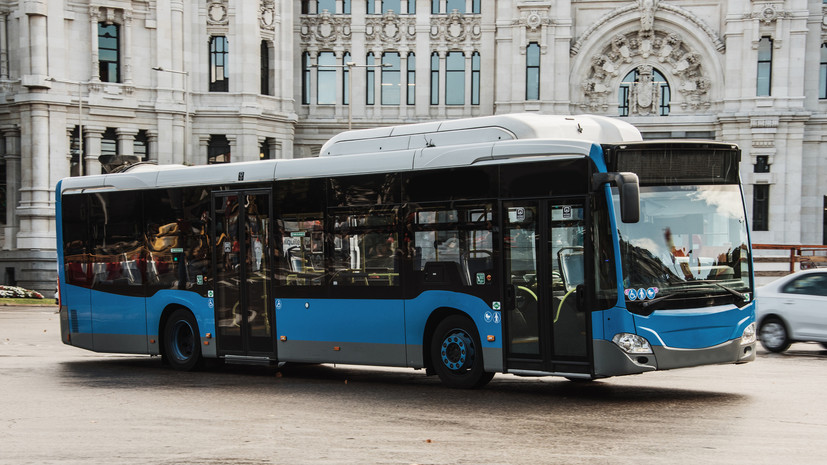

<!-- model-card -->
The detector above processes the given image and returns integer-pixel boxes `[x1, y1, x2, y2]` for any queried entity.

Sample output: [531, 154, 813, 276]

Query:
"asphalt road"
[1, 305, 826, 464]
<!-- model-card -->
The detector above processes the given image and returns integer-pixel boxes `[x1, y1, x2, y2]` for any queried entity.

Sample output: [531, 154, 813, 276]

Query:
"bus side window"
[89, 191, 145, 296]
[411, 204, 494, 287]
[62, 194, 91, 287]
[330, 208, 399, 287]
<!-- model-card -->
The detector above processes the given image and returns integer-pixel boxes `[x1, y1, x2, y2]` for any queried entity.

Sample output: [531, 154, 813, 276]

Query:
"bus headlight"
[612, 333, 653, 354]
[741, 322, 756, 345]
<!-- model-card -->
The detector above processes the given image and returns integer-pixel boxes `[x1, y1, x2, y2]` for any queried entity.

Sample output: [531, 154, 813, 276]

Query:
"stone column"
[199, 136, 210, 165]
[0, 11, 8, 80]
[226, 135, 237, 163]
[2, 128, 20, 251]
[146, 130, 159, 163]
[24, 1, 48, 78]
[84, 127, 105, 176]
[16, 103, 51, 250]
[90, 7, 101, 82]
[116, 128, 138, 162]
[123, 9, 134, 85]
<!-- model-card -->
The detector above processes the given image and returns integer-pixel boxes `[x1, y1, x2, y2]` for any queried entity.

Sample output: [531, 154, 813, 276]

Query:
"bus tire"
[430, 314, 494, 389]
[163, 309, 203, 371]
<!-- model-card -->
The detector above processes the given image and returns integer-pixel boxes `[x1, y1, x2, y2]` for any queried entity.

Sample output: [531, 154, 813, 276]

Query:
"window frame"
[757, 36, 773, 97]
[209, 36, 229, 92]
[98, 23, 121, 83]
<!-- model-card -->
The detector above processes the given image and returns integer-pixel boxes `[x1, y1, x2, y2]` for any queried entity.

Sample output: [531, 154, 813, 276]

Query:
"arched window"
[430, 52, 439, 105]
[260, 41, 271, 95]
[406, 52, 416, 105]
[471, 52, 480, 105]
[317, 52, 336, 104]
[820, 43, 827, 99]
[343, 52, 351, 105]
[209, 36, 229, 92]
[366, 52, 376, 105]
[301, 52, 311, 105]
[381, 52, 401, 105]
[446, 51, 465, 105]
[618, 66, 670, 117]
[526, 43, 540, 101]
[98, 23, 120, 83]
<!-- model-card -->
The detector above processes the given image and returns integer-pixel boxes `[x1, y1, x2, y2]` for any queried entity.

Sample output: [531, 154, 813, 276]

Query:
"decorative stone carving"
[207, 1, 228, 26]
[748, 3, 786, 25]
[260, 0, 277, 31]
[572, 1, 724, 56]
[430, 10, 482, 46]
[580, 30, 711, 113]
[300, 11, 351, 47]
[638, 0, 658, 32]
[365, 10, 415, 44]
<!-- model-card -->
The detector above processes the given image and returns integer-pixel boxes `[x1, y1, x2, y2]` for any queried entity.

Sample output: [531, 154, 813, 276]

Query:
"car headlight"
[612, 333, 653, 354]
[741, 322, 756, 345]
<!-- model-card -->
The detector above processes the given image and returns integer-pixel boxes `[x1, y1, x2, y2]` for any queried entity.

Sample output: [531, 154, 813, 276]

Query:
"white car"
[755, 269, 827, 353]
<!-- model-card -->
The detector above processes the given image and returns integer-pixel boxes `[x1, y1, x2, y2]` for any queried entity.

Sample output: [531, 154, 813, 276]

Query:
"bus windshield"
[613, 184, 751, 311]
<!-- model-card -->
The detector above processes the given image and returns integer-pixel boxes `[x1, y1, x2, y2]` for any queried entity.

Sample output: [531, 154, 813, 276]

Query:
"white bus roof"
[58, 114, 642, 195]
[319, 113, 641, 157]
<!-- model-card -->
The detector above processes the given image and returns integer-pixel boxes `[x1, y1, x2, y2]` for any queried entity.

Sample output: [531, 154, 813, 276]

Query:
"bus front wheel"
[163, 309, 203, 371]
[430, 315, 494, 389]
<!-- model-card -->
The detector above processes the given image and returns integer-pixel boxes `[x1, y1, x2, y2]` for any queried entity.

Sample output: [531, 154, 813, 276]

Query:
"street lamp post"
[152, 66, 190, 163]
[312, 61, 391, 130]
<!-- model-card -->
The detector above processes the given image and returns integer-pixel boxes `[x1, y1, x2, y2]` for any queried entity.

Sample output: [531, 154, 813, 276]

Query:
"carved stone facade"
[0, 0, 826, 292]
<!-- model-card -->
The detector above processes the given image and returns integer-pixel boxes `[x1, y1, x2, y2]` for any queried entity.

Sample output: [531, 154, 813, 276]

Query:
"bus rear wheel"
[430, 315, 493, 389]
[164, 309, 203, 371]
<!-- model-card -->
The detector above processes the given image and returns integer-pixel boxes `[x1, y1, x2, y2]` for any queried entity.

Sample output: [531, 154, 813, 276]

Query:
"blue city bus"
[56, 114, 756, 388]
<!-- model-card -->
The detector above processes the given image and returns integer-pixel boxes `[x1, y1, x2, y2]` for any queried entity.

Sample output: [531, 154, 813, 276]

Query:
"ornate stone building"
[0, 0, 825, 292]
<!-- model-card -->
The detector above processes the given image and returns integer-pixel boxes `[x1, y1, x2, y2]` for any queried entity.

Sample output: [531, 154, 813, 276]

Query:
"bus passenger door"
[503, 200, 590, 374]
[212, 190, 276, 359]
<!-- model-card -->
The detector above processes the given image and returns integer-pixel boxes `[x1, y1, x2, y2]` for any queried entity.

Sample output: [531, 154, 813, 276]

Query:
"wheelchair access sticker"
[484, 311, 501, 324]
[625, 287, 659, 301]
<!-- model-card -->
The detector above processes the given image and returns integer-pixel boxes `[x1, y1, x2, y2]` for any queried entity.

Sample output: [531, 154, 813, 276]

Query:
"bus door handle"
[576, 284, 586, 312]
[505, 284, 516, 309]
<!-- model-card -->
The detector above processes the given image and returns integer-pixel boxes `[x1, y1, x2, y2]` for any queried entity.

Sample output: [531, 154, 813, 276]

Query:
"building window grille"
[343, 52, 351, 105]
[209, 36, 229, 92]
[820, 44, 827, 99]
[98, 23, 120, 83]
[407, 52, 415, 105]
[208, 135, 231, 164]
[381, 52, 401, 105]
[754, 156, 770, 173]
[471, 52, 480, 105]
[445, 51, 464, 105]
[302, 52, 311, 105]
[526, 43, 540, 101]
[430, 52, 439, 105]
[618, 67, 670, 116]
[753, 184, 770, 231]
[317, 51, 336, 104]
[366, 52, 376, 105]
[757, 37, 772, 97]
[261, 41, 271, 96]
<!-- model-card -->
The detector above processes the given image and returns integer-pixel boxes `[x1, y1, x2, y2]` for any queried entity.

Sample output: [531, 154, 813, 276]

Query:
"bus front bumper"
[593, 337, 756, 378]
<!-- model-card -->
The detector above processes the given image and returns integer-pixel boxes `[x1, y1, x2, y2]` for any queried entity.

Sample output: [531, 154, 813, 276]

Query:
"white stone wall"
[0, 0, 825, 292]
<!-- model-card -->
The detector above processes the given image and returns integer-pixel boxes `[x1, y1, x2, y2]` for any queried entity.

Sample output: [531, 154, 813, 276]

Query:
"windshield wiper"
[679, 279, 749, 302]
[639, 288, 697, 310]
[637, 280, 749, 311]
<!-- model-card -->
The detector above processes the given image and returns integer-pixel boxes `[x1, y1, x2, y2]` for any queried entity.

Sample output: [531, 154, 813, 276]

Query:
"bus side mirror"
[592, 172, 640, 223]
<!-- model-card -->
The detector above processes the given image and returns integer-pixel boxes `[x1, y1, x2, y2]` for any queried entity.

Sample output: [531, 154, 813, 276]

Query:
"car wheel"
[759, 317, 791, 353]
[430, 315, 494, 389]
